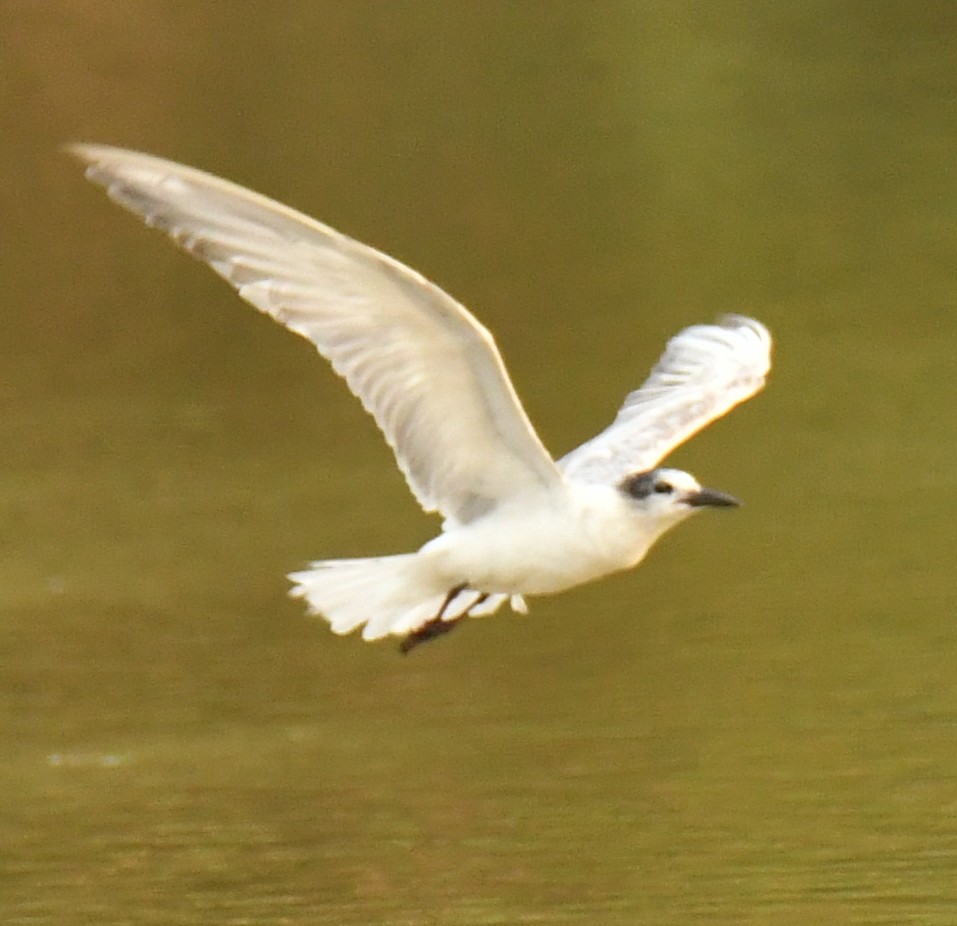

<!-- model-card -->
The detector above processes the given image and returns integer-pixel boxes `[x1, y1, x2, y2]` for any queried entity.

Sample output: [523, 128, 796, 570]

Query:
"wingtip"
[64, 143, 119, 181]
[64, 142, 140, 171]
[63, 141, 98, 163]
[716, 313, 768, 333]
[716, 314, 773, 354]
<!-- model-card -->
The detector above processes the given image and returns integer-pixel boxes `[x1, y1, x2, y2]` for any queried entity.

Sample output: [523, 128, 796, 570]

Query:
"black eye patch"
[621, 470, 665, 500]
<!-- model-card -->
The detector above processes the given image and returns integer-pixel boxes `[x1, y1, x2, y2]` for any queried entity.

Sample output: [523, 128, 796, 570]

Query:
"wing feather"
[69, 144, 562, 523]
[560, 316, 771, 483]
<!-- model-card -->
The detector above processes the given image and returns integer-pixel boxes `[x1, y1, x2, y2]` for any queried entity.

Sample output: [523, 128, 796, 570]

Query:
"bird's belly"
[422, 490, 649, 596]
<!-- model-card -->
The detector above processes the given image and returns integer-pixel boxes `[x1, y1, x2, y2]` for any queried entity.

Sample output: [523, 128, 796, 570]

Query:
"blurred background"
[3, 2, 957, 923]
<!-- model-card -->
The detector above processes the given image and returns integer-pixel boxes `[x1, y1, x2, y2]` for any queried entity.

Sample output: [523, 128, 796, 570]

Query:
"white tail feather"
[288, 555, 520, 641]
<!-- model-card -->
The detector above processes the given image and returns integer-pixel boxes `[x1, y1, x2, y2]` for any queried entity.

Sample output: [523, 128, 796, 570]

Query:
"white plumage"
[560, 315, 771, 483]
[70, 144, 772, 650]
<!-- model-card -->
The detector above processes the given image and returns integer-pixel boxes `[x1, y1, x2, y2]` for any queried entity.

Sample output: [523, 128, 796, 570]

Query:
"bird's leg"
[437, 583, 469, 619]
[400, 583, 471, 654]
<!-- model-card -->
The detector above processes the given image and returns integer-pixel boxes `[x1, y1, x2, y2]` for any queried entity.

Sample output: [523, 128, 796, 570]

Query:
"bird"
[68, 144, 772, 652]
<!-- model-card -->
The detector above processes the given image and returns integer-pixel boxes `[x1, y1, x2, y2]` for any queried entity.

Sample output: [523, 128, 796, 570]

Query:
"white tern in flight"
[70, 144, 772, 652]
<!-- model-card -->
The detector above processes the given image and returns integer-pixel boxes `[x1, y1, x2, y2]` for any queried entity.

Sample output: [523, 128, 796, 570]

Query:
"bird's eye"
[653, 481, 673, 494]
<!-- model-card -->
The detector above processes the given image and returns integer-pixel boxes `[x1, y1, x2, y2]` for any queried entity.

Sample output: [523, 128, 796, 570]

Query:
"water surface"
[4, 3, 957, 923]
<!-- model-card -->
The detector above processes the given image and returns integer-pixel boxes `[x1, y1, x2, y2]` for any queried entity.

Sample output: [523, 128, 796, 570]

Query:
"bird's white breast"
[420, 483, 656, 596]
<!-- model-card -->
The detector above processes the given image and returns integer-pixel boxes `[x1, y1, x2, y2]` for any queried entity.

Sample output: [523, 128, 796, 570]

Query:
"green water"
[4, 2, 957, 923]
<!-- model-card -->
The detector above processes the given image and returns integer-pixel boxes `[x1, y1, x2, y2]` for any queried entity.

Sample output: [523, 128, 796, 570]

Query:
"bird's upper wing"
[69, 144, 562, 525]
[559, 315, 771, 484]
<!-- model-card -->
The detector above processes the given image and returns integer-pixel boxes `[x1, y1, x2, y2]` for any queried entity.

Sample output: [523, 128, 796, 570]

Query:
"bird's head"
[619, 467, 740, 527]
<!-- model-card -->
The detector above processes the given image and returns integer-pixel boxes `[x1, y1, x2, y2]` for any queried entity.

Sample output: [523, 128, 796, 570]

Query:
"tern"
[69, 144, 772, 651]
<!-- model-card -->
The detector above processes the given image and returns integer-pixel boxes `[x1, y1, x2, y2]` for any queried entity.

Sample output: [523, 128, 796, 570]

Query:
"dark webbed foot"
[400, 616, 462, 653]
[400, 583, 485, 654]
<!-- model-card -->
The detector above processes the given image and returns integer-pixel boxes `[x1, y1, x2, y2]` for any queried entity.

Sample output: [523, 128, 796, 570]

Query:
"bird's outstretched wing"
[560, 315, 771, 484]
[69, 144, 562, 525]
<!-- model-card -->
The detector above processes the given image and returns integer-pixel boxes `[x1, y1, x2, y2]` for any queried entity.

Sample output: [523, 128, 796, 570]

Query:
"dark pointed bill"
[686, 487, 741, 508]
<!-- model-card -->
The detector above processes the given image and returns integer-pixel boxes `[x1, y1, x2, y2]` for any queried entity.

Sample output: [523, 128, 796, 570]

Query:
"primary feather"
[67, 143, 561, 526]
[560, 315, 771, 484]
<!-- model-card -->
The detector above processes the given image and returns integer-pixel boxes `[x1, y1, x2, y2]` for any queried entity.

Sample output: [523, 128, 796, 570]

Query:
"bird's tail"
[288, 554, 517, 641]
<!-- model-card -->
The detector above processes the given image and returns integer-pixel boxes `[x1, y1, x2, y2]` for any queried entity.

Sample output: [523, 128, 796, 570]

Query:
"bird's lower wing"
[559, 315, 771, 484]
[70, 144, 562, 524]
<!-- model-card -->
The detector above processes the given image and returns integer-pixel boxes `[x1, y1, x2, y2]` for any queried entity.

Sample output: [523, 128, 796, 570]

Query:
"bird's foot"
[400, 583, 486, 654]
[400, 615, 462, 654]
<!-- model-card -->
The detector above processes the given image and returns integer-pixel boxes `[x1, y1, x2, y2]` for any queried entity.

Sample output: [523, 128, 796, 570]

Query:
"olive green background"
[4, 2, 957, 923]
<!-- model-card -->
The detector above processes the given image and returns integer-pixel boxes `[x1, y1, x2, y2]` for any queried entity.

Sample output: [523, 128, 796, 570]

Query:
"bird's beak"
[685, 487, 741, 508]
